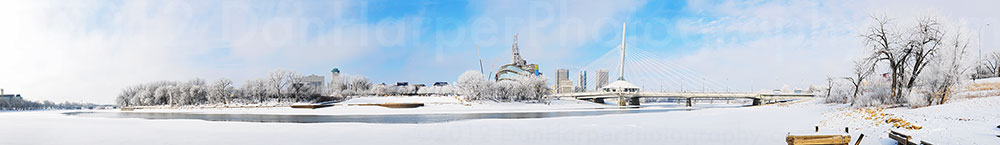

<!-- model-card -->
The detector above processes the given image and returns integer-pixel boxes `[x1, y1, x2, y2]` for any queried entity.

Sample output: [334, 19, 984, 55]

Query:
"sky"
[0, 0, 997, 104]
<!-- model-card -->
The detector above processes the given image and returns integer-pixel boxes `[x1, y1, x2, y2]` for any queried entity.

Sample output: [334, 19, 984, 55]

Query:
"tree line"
[1, 99, 100, 111]
[116, 70, 468, 107]
[116, 70, 328, 107]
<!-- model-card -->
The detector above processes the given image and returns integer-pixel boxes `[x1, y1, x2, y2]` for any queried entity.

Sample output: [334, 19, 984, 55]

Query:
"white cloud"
[670, 0, 999, 91]
[0, 0, 416, 103]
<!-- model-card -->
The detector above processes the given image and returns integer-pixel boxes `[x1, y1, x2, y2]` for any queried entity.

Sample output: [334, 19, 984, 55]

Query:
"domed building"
[495, 34, 541, 81]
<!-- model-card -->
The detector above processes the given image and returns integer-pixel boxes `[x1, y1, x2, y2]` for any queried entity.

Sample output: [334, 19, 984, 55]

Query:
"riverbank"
[4, 96, 993, 144]
[820, 96, 1000, 145]
[814, 78, 1000, 145]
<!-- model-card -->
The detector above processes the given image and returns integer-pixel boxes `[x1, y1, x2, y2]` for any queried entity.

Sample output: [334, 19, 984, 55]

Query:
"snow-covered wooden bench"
[785, 133, 851, 145]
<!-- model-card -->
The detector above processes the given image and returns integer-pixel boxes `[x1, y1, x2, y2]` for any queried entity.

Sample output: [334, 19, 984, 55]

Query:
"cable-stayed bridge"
[548, 23, 813, 106]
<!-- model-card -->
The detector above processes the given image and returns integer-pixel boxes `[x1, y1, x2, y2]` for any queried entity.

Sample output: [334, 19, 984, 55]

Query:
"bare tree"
[241, 79, 269, 103]
[925, 31, 971, 105]
[208, 79, 235, 104]
[903, 17, 946, 89]
[980, 52, 1000, 78]
[825, 76, 834, 99]
[265, 70, 300, 101]
[848, 58, 876, 106]
[863, 15, 908, 103]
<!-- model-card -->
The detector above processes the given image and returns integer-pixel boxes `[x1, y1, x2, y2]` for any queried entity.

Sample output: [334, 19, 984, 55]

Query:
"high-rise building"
[302, 74, 325, 88]
[595, 69, 609, 90]
[576, 71, 587, 92]
[555, 69, 573, 93]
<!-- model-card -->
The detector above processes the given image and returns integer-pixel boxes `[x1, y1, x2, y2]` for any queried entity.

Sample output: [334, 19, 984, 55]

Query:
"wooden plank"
[919, 141, 933, 145]
[786, 134, 850, 145]
[289, 104, 334, 109]
[890, 130, 911, 140]
[888, 132, 918, 145]
[855, 134, 865, 145]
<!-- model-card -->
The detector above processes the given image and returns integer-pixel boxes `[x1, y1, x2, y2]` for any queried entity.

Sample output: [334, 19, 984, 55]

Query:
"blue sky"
[1, 0, 997, 103]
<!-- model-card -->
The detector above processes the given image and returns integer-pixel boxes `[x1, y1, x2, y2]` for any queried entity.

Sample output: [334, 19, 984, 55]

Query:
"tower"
[618, 22, 627, 81]
[599, 22, 639, 93]
[330, 68, 341, 83]
[511, 33, 526, 66]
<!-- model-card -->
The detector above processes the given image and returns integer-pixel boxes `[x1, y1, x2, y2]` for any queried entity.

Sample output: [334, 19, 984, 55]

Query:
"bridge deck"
[548, 92, 814, 99]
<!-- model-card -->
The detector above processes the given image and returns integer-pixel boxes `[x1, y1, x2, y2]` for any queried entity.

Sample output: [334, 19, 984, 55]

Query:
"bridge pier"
[685, 98, 693, 107]
[627, 97, 640, 106]
[752, 98, 762, 106]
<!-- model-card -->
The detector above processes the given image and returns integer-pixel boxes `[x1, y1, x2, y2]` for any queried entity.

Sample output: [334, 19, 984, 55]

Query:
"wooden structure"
[785, 134, 851, 145]
[888, 130, 933, 145]
[290, 104, 335, 109]
[377, 103, 424, 108]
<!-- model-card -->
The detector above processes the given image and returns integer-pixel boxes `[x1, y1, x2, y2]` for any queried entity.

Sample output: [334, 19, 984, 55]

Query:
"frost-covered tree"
[340, 75, 372, 97]
[116, 86, 139, 107]
[455, 70, 551, 102]
[858, 14, 971, 106]
[514, 75, 551, 101]
[863, 15, 909, 103]
[918, 31, 971, 106]
[265, 70, 294, 101]
[154, 85, 172, 105]
[848, 58, 876, 106]
[208, 79, 235, 104]
[240, 79, 269, 103]
[456, 71, 491, 100]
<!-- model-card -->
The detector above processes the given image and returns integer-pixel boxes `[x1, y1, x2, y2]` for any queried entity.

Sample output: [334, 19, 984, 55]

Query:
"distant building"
[555, 69, 573, 93]
[302, 74, 325, 88]
[495, 34, 541, 81]
[433, 82, 449, 86]
[330, 68, 341, 84]
[396, 82, 409, 86]
[595, 69, 609, 90]
[0, 89, 22, 100]
[576, 71, 587, 92]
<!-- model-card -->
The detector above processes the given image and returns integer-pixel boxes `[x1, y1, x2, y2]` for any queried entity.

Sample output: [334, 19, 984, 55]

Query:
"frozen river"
[63, 107, 699, 124]
[1, 100, 837, 145]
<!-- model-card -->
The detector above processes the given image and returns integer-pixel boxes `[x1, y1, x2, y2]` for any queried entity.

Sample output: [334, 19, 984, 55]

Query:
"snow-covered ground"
[821, 94, 1000, 145]
[0, 96, 995, 145]
[0, 97, 831, 145]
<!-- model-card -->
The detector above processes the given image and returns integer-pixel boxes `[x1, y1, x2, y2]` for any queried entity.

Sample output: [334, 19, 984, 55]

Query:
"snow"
[821, 96, 1000, 145]
[1, 96, 995, 145]
[0, 97, 831, 145]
